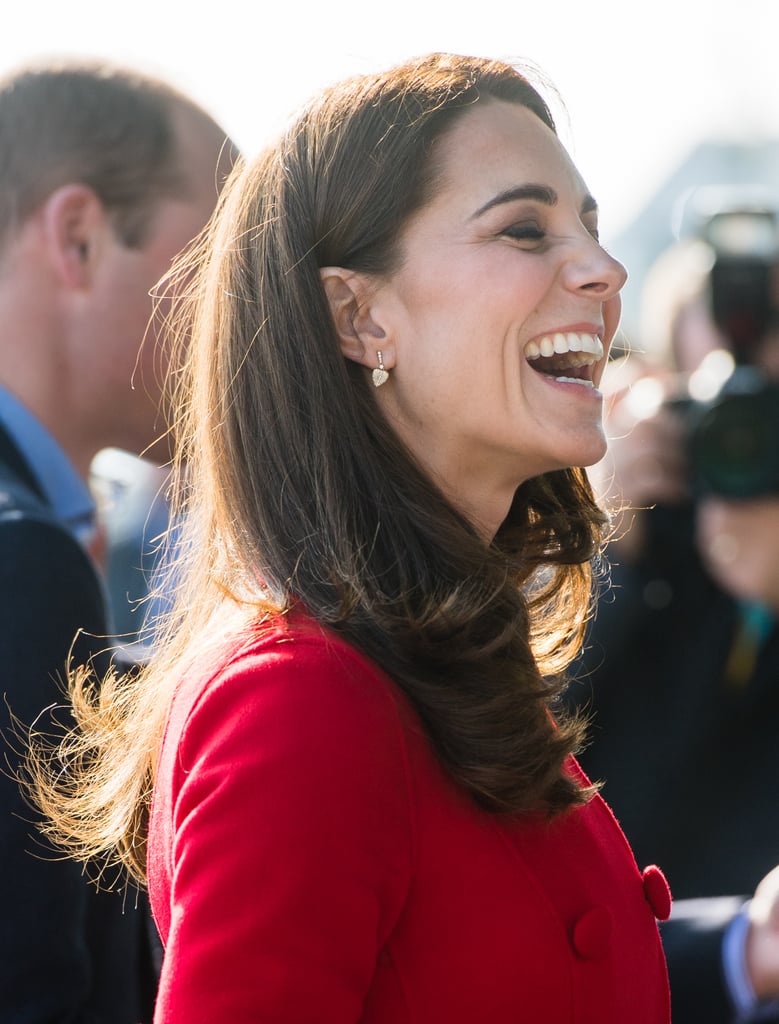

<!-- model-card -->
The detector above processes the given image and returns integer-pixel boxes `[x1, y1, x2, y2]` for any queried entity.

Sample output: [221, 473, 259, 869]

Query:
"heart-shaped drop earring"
[371, 350, 389, 388]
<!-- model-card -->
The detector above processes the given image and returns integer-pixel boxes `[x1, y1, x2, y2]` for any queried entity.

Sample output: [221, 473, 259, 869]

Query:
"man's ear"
[320, 266, 393, 370]
[41, 184, 109, 289]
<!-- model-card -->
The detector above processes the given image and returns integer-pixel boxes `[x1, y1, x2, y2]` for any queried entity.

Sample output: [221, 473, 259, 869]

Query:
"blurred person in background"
[569, 193, 779, 1021]
[0, 58, 235, 1021]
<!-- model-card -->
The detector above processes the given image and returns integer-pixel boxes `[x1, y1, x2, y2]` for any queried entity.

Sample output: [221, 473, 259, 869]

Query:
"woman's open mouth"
[524, 332, 603, 387]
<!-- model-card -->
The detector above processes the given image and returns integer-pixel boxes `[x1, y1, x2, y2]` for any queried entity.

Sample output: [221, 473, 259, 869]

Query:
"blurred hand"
[590, 359, 691, 562]
[746, 865, 779, 1000]
[696, 496, 779, 613]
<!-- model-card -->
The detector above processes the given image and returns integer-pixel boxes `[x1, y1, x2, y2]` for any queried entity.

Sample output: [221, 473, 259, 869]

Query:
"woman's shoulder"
[162, 608, 418, 781]
[185, 609, 400, 705]
[148, 610, 419, 954]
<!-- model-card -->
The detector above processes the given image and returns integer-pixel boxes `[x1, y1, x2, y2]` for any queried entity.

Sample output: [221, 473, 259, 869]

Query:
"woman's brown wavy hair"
[29, 52, 607, 886]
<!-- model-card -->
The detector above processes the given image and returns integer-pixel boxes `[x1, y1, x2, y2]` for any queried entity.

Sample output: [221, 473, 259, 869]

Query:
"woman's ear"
[320, 267, 393, 369]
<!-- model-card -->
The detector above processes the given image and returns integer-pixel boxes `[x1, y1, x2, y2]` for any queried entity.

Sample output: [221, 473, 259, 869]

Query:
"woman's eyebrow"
[472, 183, 599, 219]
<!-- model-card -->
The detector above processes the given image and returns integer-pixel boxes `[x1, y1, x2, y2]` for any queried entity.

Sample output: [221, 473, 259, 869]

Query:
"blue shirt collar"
[0, 385, 95, 540]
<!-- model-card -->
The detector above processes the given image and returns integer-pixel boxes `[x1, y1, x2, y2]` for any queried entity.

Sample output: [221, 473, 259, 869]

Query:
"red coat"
[148, 613, 670, 1023]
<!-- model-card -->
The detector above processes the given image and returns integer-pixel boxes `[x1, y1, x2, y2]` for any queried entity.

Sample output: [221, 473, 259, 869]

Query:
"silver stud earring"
[371, 350, 389, 388]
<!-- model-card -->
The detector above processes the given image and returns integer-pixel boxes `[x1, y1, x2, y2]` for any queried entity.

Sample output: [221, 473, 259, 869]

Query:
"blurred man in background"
[0, 58, 236, 1021]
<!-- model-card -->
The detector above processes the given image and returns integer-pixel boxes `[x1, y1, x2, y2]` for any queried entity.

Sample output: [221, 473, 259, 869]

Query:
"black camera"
[681, 367, 779, 498]
[677, 204, 779, 499]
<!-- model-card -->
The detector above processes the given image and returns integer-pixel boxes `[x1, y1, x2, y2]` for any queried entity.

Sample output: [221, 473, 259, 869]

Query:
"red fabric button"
[571, 905, 612, 960]
[642, 865, 672, 921]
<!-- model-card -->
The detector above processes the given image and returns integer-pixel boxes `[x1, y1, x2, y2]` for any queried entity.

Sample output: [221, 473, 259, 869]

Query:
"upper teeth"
[525, 332, 603, 362]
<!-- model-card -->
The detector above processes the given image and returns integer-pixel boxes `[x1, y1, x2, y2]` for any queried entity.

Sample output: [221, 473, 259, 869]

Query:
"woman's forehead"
[429, 100, 592, 213]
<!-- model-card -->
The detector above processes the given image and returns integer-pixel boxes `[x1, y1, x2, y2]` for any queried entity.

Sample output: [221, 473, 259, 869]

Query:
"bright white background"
[3, 0, 777, 317]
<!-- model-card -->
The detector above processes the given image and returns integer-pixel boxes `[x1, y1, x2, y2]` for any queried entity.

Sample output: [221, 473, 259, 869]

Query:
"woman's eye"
[502, 224, 545, 243]
[584, 220, 601, 242]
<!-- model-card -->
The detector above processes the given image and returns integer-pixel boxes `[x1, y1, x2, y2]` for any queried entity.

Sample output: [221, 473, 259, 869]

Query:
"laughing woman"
[30, 53, 671, 1022]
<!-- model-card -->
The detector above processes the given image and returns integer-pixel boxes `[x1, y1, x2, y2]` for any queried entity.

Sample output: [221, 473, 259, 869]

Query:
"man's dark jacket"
[0, 422, 157, 1022]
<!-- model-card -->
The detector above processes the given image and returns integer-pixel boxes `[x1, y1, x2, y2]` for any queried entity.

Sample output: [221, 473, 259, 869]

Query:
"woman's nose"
[566, 240, 627, 300]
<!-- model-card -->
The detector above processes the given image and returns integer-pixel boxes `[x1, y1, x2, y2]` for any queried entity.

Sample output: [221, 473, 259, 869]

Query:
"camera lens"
[690, 380, 779, 498]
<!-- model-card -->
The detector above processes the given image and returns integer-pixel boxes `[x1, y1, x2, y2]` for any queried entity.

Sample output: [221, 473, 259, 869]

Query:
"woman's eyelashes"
[501, 222, 545, 244]
[499, 216, 602, 247]
[584, 221, 601, 243]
